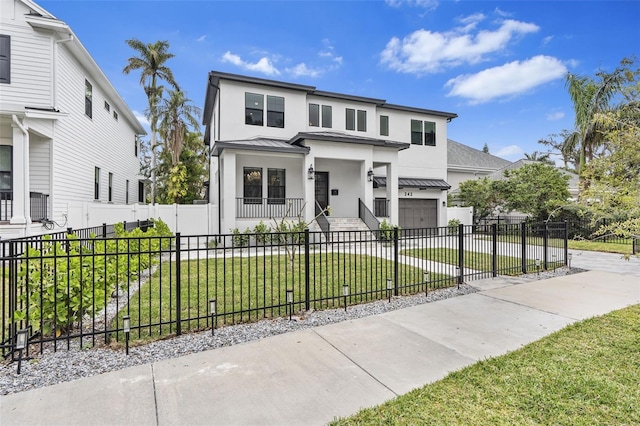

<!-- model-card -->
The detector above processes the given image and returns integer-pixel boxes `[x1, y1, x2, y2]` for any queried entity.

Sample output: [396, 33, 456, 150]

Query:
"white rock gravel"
[0, 267, 585, 395]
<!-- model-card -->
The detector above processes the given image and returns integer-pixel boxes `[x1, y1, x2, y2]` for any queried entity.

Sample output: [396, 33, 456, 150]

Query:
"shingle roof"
[447, 139, 512, 170]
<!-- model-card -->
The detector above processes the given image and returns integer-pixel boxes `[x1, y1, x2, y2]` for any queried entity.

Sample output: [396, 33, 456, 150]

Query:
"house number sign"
[404, 191, 414, 196]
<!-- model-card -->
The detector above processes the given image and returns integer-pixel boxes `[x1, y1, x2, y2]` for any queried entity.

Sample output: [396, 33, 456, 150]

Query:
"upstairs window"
[108, 172, 113, 202]
[113, 110, 118, 121]
[410, 120, 437, 146]
[85, 80, 93, 118]
[134, 137, 138, 157]
[243, 167, 262, 204]
[309, 104, 320, 126]
[357, 110, 367, 132]
[126, 180, 130, 204]
[245, 93, 263, 126]
[0, 35, 10, 84]
[267, 168, 285, 204]
[267, 95, 284, 128]
[322, 105, 332, 128]
[380, 115, 389, 136]
[346, 108, 355, 130]
[104, 101, 110, 112]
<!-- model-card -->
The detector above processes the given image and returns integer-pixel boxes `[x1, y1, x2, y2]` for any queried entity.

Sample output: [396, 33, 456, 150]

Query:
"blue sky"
[40, 0, 639, 162]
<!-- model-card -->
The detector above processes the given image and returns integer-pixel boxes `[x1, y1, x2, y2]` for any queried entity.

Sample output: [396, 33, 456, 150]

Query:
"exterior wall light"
[367, 167, 374, 182]
[308, 165, 315, 180]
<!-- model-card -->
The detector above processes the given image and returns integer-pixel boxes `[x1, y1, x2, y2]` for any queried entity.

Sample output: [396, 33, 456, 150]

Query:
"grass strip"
[332, 304, 640, 425]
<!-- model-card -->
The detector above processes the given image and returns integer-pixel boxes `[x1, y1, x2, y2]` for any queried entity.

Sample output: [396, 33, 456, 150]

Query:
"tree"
[538, 130, 579, 171]
[563, 57, 637, 176]
[157, 89, 201, 166]
[123, 39, 179, 204]
[457, 177, 503, 223]
[499, 163, 571, 220]
[523, 150, 554, 165]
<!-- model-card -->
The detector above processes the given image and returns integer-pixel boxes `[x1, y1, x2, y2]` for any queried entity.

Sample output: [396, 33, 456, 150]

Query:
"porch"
[0, 191, 49, 223]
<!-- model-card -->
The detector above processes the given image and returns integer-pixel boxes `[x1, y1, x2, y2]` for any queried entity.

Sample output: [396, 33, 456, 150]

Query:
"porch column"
[387, 163, 399, 225]
[304, 155, 315, 224]
[10, 117, 31, 225]
[221, 151, 236, 233]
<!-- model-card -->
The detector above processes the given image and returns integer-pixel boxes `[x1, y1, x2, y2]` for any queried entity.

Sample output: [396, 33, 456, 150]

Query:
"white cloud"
[542, 35, 553, 45]
[445, 55, 567, 104]
[385, 0, 439, 10]
[546, 111, 565, 120]
[221, 51, 280, 76]
[196, 35, 206, 42]
[286, 63, 321, 78]
[380, 18, 539, 74]
[133, 110, 150, 128]
[494, 144, 523, 161]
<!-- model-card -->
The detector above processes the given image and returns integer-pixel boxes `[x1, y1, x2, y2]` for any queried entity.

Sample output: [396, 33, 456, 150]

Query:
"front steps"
[309, 217, 375, 242]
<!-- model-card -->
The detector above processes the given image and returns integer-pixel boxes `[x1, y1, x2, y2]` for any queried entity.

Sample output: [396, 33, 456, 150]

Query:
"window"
[126, 180, 130, 204]
[424, 121, 436, 146]
[134, 137, 138, 157]
[267, 169, 286, 204]
[138, 181, 145, 203]
[411, 120, 423, 145]
[94, 167, 100, 199]
[104, 101, 110, 112]
[357, 110, 367, 132]
[108, 172, 113, 202]
[245, 92, 263, 126]
[113, 110, 118, 121]
[0, 145, 12, 192]
[322, 105, 332, 128]
[0, 35, 10, 84]
[380, 115, 389, 136]
[410, 120, 436, 146]
[243, 167, 262, 204]
[267, 95, 284, 128]
[85, 80, 93, 118]
[346, 108, 355, 130]
[309, 104, 320, 126]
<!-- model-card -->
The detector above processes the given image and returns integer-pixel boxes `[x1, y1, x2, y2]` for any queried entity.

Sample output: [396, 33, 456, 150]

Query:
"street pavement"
[1, 253, 638, 426]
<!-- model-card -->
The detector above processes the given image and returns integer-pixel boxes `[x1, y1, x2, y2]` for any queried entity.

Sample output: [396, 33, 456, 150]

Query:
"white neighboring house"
[203, 71, 457, 234]
[0, 0, 146, 239]
[447, 139, 512, 192]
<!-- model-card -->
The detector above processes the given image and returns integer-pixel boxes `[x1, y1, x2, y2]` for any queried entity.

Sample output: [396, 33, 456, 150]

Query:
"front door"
[315, 172, 329, 215]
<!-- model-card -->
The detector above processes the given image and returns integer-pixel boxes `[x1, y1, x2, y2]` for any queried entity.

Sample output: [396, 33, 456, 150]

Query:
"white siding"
[28, 137, 50, 194]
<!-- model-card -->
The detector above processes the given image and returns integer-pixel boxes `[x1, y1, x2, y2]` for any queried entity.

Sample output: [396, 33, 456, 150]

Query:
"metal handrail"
[358, 198, 380, 232]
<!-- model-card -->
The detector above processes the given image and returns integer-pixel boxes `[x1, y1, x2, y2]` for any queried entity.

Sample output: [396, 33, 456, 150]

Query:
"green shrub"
[253, 221, 272, 244]
[231, 228, 250, 247]
[448, 218, 461, 235]
[379, 219, 396, 241]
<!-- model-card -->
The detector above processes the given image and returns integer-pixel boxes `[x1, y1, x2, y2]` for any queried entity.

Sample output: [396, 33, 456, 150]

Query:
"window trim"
[94, 167, 100, 200]
[85, 79, 93, 118]
[346, 108, 355, 131]
[309, 103, 320, 127]
[322, 105, 332, 128]
[380, 115, 389, 136]
[410, 120, 423, 145]
[267, 168, 286, 205]
[424, 120, 436, 146]
[0, 34, 10, 84]
[357, 110, 366, 132]
[243, 167, 263, 204]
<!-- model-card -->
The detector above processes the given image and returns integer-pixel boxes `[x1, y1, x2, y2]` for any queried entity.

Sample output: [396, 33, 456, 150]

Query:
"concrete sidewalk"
[1, 270, 638, 426]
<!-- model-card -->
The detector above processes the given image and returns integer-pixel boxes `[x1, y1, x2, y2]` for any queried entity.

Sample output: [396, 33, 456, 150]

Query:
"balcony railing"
[0, 191, 49, 222]
[236, 197, 305, 219]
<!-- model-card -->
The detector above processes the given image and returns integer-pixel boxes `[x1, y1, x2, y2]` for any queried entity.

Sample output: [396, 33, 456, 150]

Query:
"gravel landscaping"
[0, 267, 585, 396]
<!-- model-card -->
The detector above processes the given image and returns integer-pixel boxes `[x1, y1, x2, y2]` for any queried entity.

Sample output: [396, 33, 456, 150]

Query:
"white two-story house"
[0, 0, 146, 239]
[203, 71, 457, 235]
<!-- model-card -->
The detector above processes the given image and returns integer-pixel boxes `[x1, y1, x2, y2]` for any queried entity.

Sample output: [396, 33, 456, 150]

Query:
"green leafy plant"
[448, 218, 461, 235]
[253, 221, 272, 245]
[379, 219, 396, 242]
[231, 228, 250, 247]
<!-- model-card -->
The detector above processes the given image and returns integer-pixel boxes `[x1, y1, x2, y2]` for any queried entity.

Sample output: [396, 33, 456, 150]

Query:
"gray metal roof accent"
[447, 139, 512, 170]
[290, 131, 410, 150]
[310, 90, 385, 105]
[373, 176, 451, 190]
[381, 103, 458, 120]
[211, 137, 310, 156]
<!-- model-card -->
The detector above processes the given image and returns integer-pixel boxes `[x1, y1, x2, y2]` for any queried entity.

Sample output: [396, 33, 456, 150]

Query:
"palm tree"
[157, 89, 201, 166]
[563, 59, 631, 176]
[123, 39, 178, 204]
[524, 150, 553, 164]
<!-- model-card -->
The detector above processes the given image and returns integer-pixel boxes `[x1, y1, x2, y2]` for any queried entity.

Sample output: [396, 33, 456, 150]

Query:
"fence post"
[304, 229, 310, 311]
[521, 222, 527, 274]
[458, 223, 464, 287]
[175, 232, 181, 336]
[393, 226, 399, 296]
[102, 223, 107, 238]
[543, 222, 549, 270]
[492, 223, 497, 278]
[564, 220, 569, 265]
[8, 240, 17, 356]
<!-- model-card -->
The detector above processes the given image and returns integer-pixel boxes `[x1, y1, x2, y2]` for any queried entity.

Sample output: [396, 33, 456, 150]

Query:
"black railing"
[374, 198, 389, 218]
[0, 192, 49, 223]
[236, 198, 305, 219]
[1, 221, 567, 357]
[359, 198, 380, 233]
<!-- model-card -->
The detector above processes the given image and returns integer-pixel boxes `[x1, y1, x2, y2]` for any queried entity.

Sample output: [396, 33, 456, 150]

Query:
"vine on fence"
[13, 219, 173, 336]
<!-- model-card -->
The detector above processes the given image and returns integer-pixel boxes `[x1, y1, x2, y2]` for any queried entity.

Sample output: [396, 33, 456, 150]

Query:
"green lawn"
[402, 248, 564, 275]
[331, 304, 640, 425]
[118, 253, 451, 341]
[568, 239, 633, 255]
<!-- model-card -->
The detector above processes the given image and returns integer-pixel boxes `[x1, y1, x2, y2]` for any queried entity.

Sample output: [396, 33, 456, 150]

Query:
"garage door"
[399, 199, 438, 231]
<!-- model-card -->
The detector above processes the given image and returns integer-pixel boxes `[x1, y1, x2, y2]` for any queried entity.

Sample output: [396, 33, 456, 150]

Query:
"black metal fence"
[1, 221, 567, 358]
